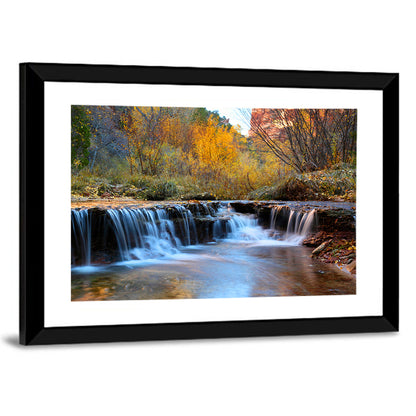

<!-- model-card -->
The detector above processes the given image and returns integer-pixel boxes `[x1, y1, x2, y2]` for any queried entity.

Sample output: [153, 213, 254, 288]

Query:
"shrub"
[142, 180, 179, 200]
[247, 165, 356, 201]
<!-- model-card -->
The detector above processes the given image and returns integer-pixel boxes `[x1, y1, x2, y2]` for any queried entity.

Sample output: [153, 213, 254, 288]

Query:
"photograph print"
[71, 105, 357, 302]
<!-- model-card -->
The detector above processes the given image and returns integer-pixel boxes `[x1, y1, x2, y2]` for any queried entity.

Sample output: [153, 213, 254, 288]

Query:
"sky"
[206, 107, 251, 136]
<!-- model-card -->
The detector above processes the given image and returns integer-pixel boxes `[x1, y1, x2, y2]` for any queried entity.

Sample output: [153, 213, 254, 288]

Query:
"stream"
[71, 203, 355, 301]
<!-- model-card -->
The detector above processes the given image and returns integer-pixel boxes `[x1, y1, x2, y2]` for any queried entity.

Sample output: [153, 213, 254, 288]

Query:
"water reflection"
[72, 241, 355, 301]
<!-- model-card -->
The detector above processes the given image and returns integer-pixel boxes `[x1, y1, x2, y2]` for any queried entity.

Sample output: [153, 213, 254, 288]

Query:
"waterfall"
[270, 206, 316, 242]
[225, 214, 268, 241]
[199, 202, 215, 217]
[221, 207, 315, 243]
[71, 209, 91, 265]
[107, 207, 182, 261]
[213, 219, 225, 240]
[71, 206, 198, 265]
[71, 203, 317, 266]
[270, 205, 286, 230]
[286, 209, 316, 237]
[174, 205, 198, 246]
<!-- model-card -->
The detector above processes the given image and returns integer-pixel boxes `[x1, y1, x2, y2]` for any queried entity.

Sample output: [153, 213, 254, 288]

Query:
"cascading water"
[107, 207, 183, 262]
[225, 213, 270, 241]
[71, 203, 317, 266]
[174, 205, 197, 246]
[200, 202, 216, 217]
[270, 206, 316, 244]
[71, 209, 91, 265]
[71, 202, 355, 301]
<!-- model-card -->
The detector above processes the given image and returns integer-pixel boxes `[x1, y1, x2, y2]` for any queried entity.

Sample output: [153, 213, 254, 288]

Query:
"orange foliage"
[192, 116, 238, 173]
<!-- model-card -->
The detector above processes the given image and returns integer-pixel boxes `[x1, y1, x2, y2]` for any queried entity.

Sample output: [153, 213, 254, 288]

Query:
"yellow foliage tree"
[193, 116, 238, 175]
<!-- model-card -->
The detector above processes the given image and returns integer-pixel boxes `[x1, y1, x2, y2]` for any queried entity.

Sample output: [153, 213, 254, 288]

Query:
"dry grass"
[248, 165, 356, 201]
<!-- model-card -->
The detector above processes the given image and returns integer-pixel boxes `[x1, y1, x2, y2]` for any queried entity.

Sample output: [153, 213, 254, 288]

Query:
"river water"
[71, 206, 355, 301]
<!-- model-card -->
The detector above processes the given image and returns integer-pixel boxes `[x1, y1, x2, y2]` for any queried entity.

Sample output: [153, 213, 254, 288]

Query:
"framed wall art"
[20, 63, 399, 345]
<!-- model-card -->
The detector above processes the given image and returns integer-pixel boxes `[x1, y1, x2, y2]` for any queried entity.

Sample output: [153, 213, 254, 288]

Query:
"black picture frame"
[20, 63, 399, 345]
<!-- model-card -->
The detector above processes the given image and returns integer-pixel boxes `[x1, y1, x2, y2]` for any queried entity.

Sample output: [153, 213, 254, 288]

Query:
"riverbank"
[71, 165, 356, 202]
[71, 197, 355, 211]
[303, 231, 356, 275]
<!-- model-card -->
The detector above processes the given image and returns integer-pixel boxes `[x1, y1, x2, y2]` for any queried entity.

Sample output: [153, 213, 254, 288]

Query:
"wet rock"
[315, 209, 355, 232]
[230, 201, 355, 234]
[183, 201, 220, 216]
[312, 241, 331, 256]
[72, 200, 356, 268]
[256, 206, 273, 226]
[303, 231, 333, 247]
[346, 260, 356, 274]
[229, 201, 258, 214]
[72, 203, 229, 265]
[263, 205, 293, 229]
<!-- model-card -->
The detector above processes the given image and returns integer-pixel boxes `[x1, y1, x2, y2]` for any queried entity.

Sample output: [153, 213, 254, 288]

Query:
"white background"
[44, 84, 383, 327]
[0, 1, 413, 416]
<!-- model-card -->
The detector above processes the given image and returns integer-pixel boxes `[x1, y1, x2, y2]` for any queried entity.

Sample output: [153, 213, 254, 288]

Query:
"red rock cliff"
[249, 108, 289, 142]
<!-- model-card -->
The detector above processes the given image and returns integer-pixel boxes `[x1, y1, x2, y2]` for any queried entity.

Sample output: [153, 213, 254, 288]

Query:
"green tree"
[71, 106, 91, 170]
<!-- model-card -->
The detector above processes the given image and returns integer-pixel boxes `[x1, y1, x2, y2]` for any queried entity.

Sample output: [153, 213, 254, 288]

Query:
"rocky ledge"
[72, 199, 356, 273]
[229, 200, 355, 232]
[229, 201, 356, 274]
